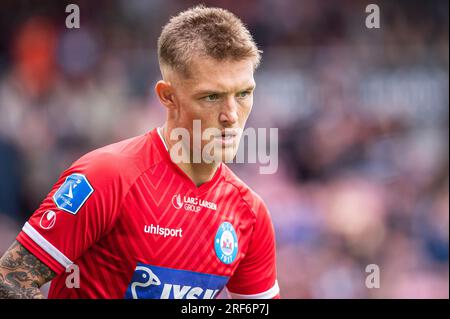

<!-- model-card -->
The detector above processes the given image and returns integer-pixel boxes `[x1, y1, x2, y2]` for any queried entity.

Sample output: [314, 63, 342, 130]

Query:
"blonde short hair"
[158, 5, 261, 76]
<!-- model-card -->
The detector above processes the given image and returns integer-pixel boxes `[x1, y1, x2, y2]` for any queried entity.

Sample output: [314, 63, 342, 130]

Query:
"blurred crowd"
[0, 0, 448, 298]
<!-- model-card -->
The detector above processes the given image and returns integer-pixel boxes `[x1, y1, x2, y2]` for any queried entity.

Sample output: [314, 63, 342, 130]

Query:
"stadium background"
[0, 0, 448, 298]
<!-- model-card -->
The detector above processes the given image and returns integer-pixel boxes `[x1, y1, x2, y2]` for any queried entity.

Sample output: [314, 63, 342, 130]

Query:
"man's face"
[169, 55, 255, 163]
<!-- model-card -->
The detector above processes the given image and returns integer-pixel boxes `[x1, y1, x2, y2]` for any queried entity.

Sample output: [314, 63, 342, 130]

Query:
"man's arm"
[0, 241, 56, 299]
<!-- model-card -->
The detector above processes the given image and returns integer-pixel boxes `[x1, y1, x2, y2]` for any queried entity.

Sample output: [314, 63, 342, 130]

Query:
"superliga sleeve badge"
[53, 173, 94, 215]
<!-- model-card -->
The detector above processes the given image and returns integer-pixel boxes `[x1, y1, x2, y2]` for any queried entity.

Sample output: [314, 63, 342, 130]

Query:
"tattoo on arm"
[0, 241, 56, 299]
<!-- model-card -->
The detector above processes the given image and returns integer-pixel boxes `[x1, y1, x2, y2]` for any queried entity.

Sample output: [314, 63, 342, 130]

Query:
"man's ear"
[155, 80, 177, 110]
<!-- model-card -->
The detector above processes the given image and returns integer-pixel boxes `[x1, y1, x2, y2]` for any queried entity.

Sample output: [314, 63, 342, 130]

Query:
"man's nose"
[219, 96, 238, 125]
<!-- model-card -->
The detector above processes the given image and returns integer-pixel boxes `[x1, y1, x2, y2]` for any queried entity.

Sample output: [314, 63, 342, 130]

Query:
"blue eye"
[204, 94, 219, 101]
[237, 91, 250, 98]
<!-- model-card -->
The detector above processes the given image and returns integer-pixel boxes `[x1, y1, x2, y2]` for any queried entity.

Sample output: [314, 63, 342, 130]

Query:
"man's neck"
[159, 125, 220, 187]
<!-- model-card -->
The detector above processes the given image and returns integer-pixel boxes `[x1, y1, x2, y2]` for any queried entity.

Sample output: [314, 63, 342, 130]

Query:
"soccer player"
[0, 5, 279, 299]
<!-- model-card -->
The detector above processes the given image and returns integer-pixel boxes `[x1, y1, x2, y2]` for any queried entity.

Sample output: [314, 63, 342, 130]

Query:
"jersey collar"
[151, 127, 223, 194]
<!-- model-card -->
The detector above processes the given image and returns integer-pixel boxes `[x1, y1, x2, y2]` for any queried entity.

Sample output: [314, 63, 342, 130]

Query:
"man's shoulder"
[68, 131, 161, 183]
[221, 165, 268, 218]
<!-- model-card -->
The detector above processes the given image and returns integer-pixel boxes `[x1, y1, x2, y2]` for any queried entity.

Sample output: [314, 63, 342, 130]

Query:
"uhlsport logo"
[39, 210, 56, 230]
[214, 222, 238, 264]
[125, 263, 228, 299]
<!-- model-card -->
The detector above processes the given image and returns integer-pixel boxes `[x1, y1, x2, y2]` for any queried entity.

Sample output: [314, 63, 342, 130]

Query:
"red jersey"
[16, 128, 279, 299]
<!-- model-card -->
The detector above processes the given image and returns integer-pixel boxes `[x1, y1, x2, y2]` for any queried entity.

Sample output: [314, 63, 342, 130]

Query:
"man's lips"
[214, 130, 239, 146]
[217, 129, 238, 138]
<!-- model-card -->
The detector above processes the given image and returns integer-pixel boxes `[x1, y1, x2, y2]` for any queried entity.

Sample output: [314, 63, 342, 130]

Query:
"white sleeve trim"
[228, 280, 280, 299]
[22, 222, 73, 269]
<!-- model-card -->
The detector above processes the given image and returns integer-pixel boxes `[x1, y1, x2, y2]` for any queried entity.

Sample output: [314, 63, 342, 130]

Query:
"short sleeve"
[16, 152, 128, 274]
[226, 200, 280, 299]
